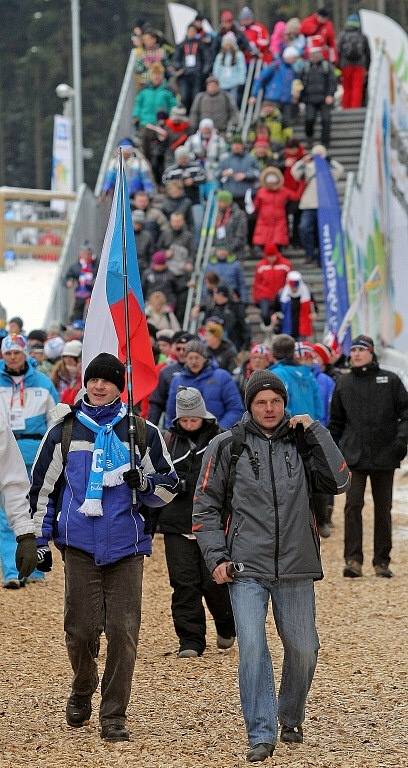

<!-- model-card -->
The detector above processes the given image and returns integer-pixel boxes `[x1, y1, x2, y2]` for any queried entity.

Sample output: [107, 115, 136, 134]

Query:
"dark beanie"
[245, 370, 288, 410]
[84, 353, 126, 392]
[350, 334, 374, 352]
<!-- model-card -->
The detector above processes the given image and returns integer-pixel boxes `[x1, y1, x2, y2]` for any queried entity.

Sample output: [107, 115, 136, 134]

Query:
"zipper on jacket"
[284, 452, 292, 478]
[268, 441, 280, 580]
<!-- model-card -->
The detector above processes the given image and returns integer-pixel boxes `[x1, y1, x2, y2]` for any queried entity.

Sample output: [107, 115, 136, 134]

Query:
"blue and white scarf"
[76, 403, 130, 517]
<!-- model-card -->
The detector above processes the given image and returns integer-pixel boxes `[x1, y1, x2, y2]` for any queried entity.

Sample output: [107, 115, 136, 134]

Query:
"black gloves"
[15, 534, 38, 580]
[36, 546, 53, 573]
[123, 466, 148, 492]
[393, 440, 407, 462]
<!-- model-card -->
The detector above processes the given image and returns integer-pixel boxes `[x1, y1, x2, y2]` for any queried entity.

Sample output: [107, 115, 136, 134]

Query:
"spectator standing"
[271, 271, 316, 342]
[213, 190, 248, 257]
[204, 318, 237, 373]
[253, 167, 298, 250]
[250, 137, 275, 172]
[161, 387, 235, 658]
[160, 180, 193, 226]
[172, 24, 205, 113]
[164, 106, 191, 163]
[166, 340, 243, 429]
[65, 243, 97, 322]
[190, 75, 239, 133]
[292, 146, 343, 264]
[251, 47, 300, 128]
[284, 18, 306, 57]
[338, 14, 371, 109]
[101, 139, 155, 198]
[270, 334, 322, 420]
[30, 354, 178, 742]
[239, 6, 271, 63]
[212, 33, 247, 105]
[192, 12, 214, 84]
[252, 243, 292, 328]
[192, 369, 350, 762]
[283, 138, 306, 246]
[0, 334, 59, 588]
[51, 340, 83, 405]
[142, 251, 179, 308]
[211, 10, 252, 60]
[133, 27, 172, 85]
[218, 135, 260, 209]
[157, 211, 194, 260]
[0, 406, 38, 585]
[141, 110, 169, 186]
[329, 335, 408, 579]
[145, 291, 180, 333]
[235, 343, 271, 398]
[300, 7, 337, 63]
[208, 285, 250, 353]
[132, 190, 170, 247]
[132, 64, 177, 129]
[148, 331, 196, 424]
[132, 210, 154, 272]
[162, 147, 206, 238]
[184, 119, 228, 193]
[300, 40, 337, 148]
[206, 247, 247, 302]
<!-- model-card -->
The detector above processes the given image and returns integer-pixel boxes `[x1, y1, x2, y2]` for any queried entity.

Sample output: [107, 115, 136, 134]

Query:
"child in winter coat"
[253, 166, 298, 249]
[212, 32, 246, 104]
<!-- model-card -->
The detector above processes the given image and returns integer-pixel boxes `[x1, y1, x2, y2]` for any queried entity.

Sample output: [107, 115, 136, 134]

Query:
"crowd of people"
[2, 6, 405, 764]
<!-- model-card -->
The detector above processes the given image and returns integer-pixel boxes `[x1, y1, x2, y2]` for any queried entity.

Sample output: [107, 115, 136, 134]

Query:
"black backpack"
[341, 31, 364, 64]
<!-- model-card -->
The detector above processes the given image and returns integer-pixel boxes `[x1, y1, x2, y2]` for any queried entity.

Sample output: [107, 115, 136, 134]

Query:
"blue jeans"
[0, 462, 44, 583]
[228, 578, 319, 746]
[299, 209, 319, 263]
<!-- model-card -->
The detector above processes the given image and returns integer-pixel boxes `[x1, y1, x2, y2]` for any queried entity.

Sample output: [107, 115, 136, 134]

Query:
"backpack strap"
[213, 422, 248, 529]
[61, 412, 75, 468]
[134, 415, 147, 460]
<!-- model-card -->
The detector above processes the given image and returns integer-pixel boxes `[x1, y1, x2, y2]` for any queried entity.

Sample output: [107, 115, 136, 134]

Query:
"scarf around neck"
[76, 402, 129, 517]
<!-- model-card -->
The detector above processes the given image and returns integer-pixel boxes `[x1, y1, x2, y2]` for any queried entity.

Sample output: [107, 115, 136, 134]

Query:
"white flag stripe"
[81, 179, 120, 380]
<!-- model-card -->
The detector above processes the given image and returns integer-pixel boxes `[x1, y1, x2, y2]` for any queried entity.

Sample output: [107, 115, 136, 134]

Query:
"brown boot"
[343, 560, 362, 578]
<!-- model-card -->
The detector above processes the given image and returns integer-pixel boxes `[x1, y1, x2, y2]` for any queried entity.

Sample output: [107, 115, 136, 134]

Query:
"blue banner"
[315, 155, 351, 353]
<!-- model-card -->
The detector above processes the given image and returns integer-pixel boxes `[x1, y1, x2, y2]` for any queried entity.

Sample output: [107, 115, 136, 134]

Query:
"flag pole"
[119, 148, 138, 497]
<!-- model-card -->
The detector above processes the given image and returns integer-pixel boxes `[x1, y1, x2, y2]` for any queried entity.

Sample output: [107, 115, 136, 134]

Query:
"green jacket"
[132, 84, 177, 126]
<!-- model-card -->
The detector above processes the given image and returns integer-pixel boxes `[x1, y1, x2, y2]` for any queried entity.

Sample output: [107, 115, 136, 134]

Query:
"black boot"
[246, 743, 275, 762]
[280, 724, 303, 744]
[101, 722, 130, 742]
[66, 693, 92, 727]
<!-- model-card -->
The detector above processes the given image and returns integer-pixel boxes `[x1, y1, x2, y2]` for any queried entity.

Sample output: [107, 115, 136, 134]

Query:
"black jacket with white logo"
[329, 363, 408, 470]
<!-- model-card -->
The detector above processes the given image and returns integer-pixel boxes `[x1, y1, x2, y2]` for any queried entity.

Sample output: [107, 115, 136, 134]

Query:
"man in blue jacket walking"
[30, 353, 178, 742]
[0, 334, 59, 588]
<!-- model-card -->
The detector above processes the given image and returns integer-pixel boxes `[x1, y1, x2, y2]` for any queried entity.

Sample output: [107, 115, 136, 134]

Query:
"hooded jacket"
[30, 399, 178, 565]
[252, 60, 296, 104]
[206, 255, 247, 302]
[166, 360, 243, 429]
[253, 185, 298, 246]
[192, 415, 350, 581]
[329, 363, 408, 470]
[159, 419, 220, 533]
[271, 359, 322, 421]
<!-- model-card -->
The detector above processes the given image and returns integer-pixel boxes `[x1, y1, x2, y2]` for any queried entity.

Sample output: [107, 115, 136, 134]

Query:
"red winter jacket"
[253, 186, 298, 247]
[283, 146, 306, 195]
[300, 14, 337, 62]
[252, 254, 292, 302]
[242, 22, 272, 62]
[164, 119, 191, 152]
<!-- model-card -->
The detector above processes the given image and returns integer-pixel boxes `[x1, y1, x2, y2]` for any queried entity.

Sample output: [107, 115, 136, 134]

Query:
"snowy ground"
[0, 258, 58, 329]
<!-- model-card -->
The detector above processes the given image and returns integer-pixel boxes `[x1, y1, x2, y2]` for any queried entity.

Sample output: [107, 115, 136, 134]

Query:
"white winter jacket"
[0, 407, 34, 537]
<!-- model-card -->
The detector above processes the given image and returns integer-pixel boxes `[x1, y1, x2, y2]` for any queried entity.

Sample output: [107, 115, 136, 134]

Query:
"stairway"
[245, 107, 366, 344]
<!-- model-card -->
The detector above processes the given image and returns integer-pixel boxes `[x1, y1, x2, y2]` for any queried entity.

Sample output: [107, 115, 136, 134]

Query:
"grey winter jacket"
[217, 153, 260, 199]
[192, 415, 350, 583]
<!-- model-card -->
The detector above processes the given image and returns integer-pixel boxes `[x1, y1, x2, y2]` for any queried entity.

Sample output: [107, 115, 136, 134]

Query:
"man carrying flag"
[29, 153, 178, 742]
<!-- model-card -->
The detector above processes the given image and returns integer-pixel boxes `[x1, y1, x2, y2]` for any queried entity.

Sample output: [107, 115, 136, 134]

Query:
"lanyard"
[10, 380, 24, 409]
[184, 42, 198, 56]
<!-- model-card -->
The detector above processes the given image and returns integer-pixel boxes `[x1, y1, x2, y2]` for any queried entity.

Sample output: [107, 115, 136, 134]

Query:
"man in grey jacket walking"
[192, 370, 350, 763]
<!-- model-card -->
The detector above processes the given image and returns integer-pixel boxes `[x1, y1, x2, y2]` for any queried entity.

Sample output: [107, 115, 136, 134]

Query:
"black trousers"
[164, 533, 235, 654]
[305, 102, 332, 147]
[344, 469, 394, 566]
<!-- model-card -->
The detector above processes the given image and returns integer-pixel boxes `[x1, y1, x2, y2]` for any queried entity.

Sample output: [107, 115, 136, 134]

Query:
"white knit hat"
[174, 386, 215, 422]
[62, 340, 82, 358]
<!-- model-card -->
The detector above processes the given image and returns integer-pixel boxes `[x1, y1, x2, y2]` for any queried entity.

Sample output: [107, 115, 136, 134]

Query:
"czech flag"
[82, 155, 158, 403]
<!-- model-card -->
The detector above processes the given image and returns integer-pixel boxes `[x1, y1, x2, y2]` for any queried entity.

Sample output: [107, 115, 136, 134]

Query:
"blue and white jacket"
[30, 400, 178, 565]
[0, 361, 59, 467]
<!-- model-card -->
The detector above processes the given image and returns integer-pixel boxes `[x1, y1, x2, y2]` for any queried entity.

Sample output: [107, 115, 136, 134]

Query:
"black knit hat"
[84, 353, 126, 392]
[350, 334, 374, 352]
[245, 370, 287, 410]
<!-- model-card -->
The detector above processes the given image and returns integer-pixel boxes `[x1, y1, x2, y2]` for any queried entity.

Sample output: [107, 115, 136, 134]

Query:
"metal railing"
[182, 189, 218, 332]
[0, 187, 76, 268]
[43, 184, 98, 327]
[94, 50, 136, 198]
[242, 59, 263, 143]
